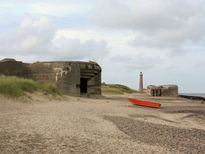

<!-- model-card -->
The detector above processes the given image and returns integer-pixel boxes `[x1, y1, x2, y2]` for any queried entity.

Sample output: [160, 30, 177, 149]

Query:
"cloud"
[0, 14, 110, 62]
[91, 0, 205, 49]
[52, 37, 109, 61]
[92, 0, 205, 31]
[28, 2, 92, 16]
[110, 49, 169, 70]
[0, 14, 55, 55]
[0, 0, 93, 17]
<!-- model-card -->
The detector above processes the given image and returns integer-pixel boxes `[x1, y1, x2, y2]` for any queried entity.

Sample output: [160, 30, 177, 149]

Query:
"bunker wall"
[147, 85, 178, 97]
[0, 59, 101, 96]
[0, 60, 30, 78]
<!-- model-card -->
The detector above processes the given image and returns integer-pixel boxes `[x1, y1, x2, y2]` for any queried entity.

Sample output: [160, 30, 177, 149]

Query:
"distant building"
[147, 85, 178, 97]
[0, 58, 101, 96]
[139, 72, 143, 92]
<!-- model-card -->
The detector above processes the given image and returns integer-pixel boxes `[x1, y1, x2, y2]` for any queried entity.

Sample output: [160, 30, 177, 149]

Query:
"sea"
[180, 93, 205, 98]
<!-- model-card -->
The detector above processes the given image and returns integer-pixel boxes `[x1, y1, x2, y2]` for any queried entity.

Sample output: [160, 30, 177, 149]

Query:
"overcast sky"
[0, 0, 205, 93]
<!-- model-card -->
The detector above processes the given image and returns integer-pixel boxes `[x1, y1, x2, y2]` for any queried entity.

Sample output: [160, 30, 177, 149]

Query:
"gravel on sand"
[0, 94, 205, 153]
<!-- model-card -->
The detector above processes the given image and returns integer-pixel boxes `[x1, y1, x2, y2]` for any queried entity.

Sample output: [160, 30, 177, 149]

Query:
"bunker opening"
[80, 78, 88, 93]
[157, 89, 162, 96]
[151, 89, 161, 96]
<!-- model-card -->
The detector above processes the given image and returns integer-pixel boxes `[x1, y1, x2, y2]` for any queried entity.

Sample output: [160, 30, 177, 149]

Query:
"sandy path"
[0, 94, 205, 153]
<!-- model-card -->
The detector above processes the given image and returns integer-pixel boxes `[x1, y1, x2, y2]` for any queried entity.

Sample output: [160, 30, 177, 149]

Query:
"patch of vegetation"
[101, 82, 137, 94]
[88, 61, 98, 64]
[0, 75, 60, 97]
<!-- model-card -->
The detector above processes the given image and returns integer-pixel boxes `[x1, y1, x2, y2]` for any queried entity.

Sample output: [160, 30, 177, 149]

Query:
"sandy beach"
[0, 93, 205, 153]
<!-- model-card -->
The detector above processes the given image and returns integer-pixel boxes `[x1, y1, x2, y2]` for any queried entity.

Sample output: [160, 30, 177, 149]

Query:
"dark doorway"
[152, 90, 155, 96]
[157, 89, 162, 96]
[159, 89, 162, 96]
[80, 78, 88, 93]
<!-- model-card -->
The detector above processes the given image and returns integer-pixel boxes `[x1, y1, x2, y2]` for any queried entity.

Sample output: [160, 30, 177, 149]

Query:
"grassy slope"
[0, 76, 138, 97]
[101, 83, 137, 94]
[0, 75, 60, 97]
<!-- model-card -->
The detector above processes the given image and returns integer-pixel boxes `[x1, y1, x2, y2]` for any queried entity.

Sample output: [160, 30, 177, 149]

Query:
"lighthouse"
[139, 72, 143, 93]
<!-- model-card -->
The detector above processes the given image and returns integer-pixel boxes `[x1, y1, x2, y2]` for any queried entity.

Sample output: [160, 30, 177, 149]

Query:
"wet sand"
[0, 93, 205, 153]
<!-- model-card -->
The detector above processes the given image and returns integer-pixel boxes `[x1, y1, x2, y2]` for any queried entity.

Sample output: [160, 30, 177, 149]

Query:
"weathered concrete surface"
[0, 94, 205, 153]
[0, 59, 101, 96]
[147, 85, 178, 97]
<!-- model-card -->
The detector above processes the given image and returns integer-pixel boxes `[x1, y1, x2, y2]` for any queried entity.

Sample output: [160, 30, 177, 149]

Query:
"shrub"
[42, 83, 61, 96]
[0, 75, 60, 97]
[101, 83, 137, 94]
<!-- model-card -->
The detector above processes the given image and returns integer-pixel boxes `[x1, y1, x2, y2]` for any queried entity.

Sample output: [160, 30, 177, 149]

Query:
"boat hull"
[128, 98, 161, 108]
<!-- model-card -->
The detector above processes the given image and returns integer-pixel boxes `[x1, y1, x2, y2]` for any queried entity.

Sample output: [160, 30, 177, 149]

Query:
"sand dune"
[0, 93, 205, 153]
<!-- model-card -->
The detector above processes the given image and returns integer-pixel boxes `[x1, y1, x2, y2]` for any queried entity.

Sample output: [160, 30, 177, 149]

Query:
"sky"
[0, 0, 205, 93]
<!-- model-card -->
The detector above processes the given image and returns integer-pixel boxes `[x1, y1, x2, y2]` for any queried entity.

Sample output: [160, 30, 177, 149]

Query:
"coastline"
[179, 94, 205, 101]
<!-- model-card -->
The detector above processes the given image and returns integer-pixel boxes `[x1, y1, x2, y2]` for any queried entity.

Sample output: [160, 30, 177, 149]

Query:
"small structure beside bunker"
[147, 85, 178, 97]
[0, 58, 101, 96]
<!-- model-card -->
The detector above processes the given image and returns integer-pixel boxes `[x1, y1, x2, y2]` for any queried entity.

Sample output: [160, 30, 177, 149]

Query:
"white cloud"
[55, 29, 135, 50]
[28, 2, 91, 16]
[110, 48, 169, 70]
[52, 37, 109, 61]
[92, 0, 205, 31]
[0, 0, 93, 17]
[54, 29, 176, 71]
[91, 0, 205, 49]
[0, 14, 110, 62]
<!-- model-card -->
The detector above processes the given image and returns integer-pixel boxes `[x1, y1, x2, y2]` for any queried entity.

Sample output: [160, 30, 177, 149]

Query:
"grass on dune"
[101, 83, 138, 94]
[0, 75, 60, 97]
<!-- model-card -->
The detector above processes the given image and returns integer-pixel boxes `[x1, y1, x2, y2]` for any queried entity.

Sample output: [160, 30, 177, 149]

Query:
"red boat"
[128, 98, 161, 108]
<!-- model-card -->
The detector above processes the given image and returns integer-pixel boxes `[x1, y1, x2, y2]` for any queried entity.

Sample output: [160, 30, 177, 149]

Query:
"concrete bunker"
[147, 85, 178, 97]
[0, 58, 102, 96]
